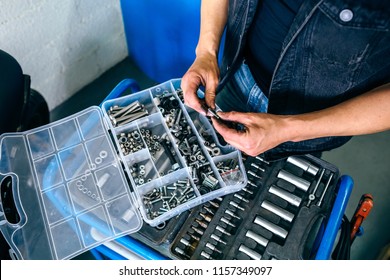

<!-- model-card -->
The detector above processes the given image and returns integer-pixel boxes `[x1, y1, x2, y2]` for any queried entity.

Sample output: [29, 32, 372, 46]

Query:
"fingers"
[217, 111, 251, 123]
[205, 79, 218, 109]
[212, 118, 253, 154]
[212, 117, 242, 138]
[181, 74, 206, 114]
[211, 113, 265, 156]
[181, 55, 219, 114]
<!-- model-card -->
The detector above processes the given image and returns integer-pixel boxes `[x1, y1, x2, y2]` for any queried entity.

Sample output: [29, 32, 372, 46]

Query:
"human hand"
[212, 111, 289, 156]
[181, 53, 220, 115]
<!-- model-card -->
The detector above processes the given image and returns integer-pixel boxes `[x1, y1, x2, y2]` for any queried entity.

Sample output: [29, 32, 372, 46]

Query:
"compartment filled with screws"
[138, 170, 200, 223]
[101, 79, 247, 227]
[116, 128, 145, 156]
[127, 149, 158, 186]
[104, 90, 158, 127]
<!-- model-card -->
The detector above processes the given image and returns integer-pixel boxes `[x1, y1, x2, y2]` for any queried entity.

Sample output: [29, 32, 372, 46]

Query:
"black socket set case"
[130, 153, 339, 260]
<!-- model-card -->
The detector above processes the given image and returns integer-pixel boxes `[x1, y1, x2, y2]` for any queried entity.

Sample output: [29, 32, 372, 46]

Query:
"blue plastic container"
[120, 0, 201, 82]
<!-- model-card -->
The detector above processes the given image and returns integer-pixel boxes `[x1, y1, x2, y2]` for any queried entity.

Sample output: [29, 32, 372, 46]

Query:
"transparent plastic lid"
[0, 107, 143, 260]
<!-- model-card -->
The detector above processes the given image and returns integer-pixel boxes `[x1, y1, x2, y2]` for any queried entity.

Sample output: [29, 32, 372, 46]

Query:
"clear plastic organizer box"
[0, 79, 247, 259]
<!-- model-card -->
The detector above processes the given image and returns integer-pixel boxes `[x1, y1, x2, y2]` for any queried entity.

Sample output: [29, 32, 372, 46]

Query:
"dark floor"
[51, 57, 390, 260]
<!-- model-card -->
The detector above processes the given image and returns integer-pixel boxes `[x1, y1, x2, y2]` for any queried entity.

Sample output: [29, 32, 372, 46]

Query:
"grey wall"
[0, 0, 128, 110]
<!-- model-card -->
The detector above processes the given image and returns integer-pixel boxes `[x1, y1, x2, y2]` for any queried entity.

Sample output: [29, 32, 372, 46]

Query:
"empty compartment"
[105, 194, 142, 235]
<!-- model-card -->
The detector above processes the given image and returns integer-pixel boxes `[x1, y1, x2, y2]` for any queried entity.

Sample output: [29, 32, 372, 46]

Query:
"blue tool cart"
[0, 79, 359, 260]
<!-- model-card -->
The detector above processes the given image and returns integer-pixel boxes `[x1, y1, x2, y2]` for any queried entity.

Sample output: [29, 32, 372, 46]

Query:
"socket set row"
[169, 154, 339, 260]
[101, 81, 247, 226]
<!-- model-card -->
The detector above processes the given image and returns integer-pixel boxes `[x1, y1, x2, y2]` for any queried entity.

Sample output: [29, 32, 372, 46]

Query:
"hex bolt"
[116, 110, 148, 125]
[111, 101, 141, 118]
[174, 108, 182, 125]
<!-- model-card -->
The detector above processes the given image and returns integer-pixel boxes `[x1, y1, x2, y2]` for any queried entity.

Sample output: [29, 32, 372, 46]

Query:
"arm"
[212, 83, 390, 156]
[181, 0, 228, 114]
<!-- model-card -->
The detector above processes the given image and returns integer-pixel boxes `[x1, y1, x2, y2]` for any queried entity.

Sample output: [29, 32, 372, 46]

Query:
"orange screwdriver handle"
[350, 194, 373, 241]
